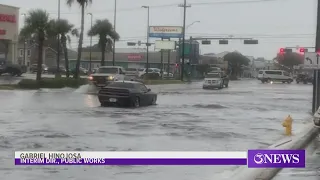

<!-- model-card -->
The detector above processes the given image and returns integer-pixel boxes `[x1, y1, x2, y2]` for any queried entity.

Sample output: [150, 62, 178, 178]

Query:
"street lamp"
[112, 0, 117, 66]
[87, 13, 93, 72]
[142, 5, 150, 75]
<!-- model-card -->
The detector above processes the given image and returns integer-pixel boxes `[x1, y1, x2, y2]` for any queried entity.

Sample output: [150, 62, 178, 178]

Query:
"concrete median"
[228, 123, 319, 180]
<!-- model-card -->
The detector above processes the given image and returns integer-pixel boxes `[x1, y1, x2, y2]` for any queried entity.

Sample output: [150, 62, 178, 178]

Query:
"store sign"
[0, 29, 6, 35]
[0, 14, 16, 23]
[128, 54, 142, 61]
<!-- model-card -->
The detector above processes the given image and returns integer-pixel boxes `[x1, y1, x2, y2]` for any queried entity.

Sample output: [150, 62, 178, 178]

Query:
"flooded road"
[0, 80, 313, 180]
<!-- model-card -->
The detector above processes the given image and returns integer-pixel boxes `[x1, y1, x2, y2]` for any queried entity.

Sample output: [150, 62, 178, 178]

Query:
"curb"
[228, 123, 319, 180]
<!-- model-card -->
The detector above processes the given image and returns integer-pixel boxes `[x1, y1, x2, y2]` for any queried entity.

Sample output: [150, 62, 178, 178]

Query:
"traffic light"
[127, 42, 136, 46]
[219, 40, 228, 44]
[279, 48, 285, 54]
[243, 39, 258, 44]
[201, 40, 211, 45]
[298, 48, 305, 54]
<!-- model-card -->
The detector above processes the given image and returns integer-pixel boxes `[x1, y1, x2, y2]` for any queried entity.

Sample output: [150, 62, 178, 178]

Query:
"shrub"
[18, 78, 88, 89]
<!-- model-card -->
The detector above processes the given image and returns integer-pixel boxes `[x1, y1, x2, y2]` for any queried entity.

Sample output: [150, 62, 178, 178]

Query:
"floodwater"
[0, 79, 315, 180]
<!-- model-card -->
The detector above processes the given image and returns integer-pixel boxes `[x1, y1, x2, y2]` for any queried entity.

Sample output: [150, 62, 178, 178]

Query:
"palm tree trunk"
[61, 36, 70, 77]
[101, 44, 106, 66]
[74, 5, 85, 79]
[36, 36, 44, 81]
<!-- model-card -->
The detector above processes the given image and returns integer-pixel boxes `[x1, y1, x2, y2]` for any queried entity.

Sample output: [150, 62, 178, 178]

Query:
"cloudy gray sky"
[2, 0, 317, 59]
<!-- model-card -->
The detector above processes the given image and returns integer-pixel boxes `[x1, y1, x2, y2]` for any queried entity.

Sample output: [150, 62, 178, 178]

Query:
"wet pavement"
[0, 79, 316, 180]
[273, 135, 320, 180]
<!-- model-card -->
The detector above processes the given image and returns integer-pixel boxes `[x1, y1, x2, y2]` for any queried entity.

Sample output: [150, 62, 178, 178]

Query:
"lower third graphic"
[247, 150, 305, 168]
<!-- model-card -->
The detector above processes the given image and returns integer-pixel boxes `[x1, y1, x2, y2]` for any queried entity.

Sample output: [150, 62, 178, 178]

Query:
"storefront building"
[0, 4, 19, 64]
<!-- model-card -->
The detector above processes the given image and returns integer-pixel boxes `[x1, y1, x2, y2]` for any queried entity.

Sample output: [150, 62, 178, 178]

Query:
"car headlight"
[107, 76, 114, 80]
[44, 68, 48, 70]
[314, 117, 320, 126]
[88, 76, 93, 80]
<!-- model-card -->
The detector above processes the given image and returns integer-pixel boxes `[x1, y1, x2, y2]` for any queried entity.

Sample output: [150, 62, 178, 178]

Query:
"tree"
[20, 9, 50, 81]
[66, 0, 92, 79]
[276, 52, 303, 68]
[88, 19, 119, 66]
[48, 19, 79, 77]
[223, 52, 250, 78]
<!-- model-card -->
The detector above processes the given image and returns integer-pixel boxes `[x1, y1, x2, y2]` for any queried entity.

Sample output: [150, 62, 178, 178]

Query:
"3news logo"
[247, 150, 305, 168]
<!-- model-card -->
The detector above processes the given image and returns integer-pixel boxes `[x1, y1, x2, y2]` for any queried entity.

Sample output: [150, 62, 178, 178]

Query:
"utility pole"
[56, 0, 61, 76]
[142, 6, 150, 75]
[312, 0, 320, 113]
[88, 13, 93, 72]
[22, 13, 26, 66]
[112, 0, 117, 66]
[178, 0, 191, 81]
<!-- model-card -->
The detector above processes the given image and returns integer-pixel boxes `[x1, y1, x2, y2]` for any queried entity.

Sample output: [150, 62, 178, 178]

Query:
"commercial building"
[0, 4, 19, 64]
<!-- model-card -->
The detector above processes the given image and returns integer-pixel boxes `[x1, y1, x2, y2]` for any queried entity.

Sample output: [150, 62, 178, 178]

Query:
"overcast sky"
[2, 0, 317, 59]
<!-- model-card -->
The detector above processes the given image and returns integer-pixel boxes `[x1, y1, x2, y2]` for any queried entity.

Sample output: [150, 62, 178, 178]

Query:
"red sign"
[0, 29, 6, 35]
[0, 14, 16, 23]
[128, 54, 142, 61]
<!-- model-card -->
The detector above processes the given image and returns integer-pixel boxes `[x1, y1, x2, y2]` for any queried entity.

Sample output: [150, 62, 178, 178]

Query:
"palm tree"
[88, 19, 119, 66]
[48, 19, 79, 77]
[66, 0, 92, 79]
[20, 9, 50, 81]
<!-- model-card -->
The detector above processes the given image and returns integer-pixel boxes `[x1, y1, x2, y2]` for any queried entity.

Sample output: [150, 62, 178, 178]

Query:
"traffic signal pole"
[312, 0, 320, 113]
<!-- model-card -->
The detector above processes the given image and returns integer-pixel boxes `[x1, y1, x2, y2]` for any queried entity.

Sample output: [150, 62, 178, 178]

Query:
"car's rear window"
[259, 71, 263, 74]
[108, 82, 135, 88]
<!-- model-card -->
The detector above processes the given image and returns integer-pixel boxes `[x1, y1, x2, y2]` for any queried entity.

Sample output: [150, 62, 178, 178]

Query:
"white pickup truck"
[88, 66, 126, 87]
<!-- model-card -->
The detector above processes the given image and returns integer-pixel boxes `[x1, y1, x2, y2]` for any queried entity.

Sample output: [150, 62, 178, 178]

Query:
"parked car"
[47, 66, 66, 74]
[30, 64, 48, 73]
[162, 71, 174, 79]
[88, 66, 126, 88]
[203, 71, 229, 89]
[296, 73, 313, 84]
[98, 81, 157, 107]
[258, 70, 293, 83]
[0, 61, 26, 76]
[138, 68, 161, 77]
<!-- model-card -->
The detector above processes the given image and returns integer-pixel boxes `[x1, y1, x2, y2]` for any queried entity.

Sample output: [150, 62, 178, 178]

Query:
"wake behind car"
[98, 81, 157, 108]
[203, 72, 229, 89]
[88, 66, 126, 88]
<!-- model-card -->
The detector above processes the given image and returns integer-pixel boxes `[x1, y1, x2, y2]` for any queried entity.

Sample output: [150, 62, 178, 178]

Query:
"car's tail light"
[88, 76, 93, 81]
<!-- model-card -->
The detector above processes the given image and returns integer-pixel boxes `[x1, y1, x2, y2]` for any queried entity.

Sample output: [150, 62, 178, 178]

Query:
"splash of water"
[75, 84, 98, 94]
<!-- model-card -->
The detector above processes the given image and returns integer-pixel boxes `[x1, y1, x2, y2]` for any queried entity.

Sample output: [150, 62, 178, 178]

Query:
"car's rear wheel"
[133, 97, 140, 108]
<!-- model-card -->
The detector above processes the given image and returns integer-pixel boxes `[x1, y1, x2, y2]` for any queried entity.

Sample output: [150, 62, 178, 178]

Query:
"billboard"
[149, 26, 183, 38]
[128, 54, 142, 61]
[155, 40, 175, 50]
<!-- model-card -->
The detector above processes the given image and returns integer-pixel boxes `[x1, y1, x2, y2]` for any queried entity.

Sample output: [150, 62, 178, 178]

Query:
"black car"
[296, 73, 313, 84]
[0, 61, 26, 76]
[98, 81, 157, 108]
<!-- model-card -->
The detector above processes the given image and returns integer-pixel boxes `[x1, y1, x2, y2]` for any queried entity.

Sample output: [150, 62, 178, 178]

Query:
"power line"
[41, 0, 290, 15]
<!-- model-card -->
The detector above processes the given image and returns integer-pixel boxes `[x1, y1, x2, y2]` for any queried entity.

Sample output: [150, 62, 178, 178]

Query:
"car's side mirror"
[147, 88, 151, 92]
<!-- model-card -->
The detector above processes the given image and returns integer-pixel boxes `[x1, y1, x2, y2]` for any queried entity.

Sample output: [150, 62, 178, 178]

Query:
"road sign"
[303, 52, 320, 69]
